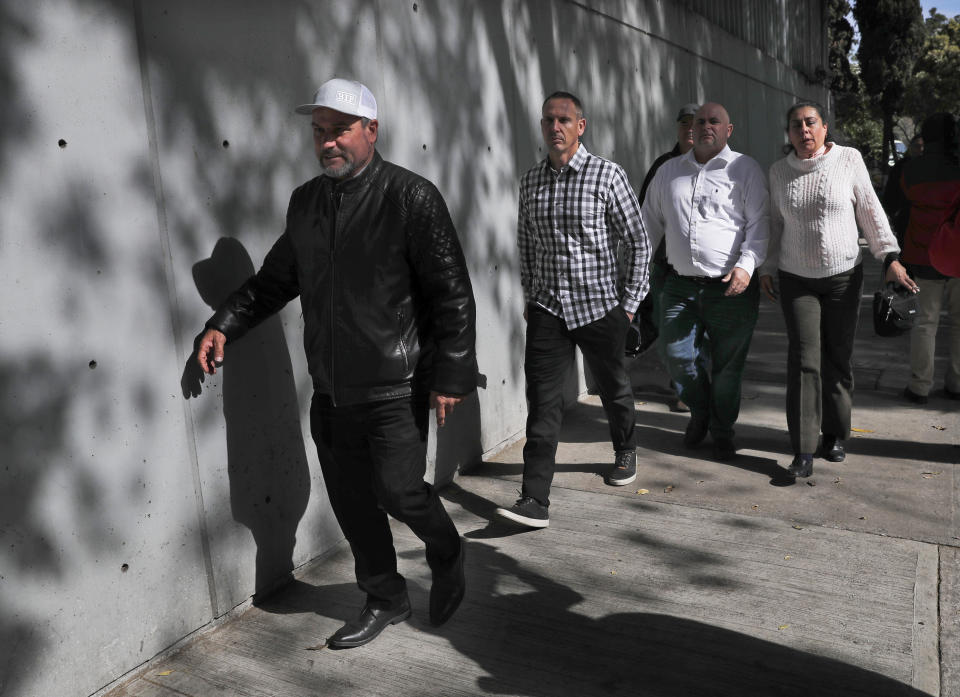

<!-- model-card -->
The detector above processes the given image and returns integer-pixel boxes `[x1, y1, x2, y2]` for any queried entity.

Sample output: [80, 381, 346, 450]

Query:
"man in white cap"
[196, 78, 477, 648]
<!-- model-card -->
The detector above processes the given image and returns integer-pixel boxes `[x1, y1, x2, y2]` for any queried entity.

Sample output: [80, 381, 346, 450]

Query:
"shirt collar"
[683, 144, 733, 168]
[544, 143, 590, 174]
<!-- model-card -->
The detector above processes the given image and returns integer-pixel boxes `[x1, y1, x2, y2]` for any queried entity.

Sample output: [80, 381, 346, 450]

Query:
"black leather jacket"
[207, 152, 477, 405]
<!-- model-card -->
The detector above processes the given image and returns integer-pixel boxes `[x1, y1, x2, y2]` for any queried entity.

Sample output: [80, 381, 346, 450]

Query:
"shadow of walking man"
[184, 237, 310, 600]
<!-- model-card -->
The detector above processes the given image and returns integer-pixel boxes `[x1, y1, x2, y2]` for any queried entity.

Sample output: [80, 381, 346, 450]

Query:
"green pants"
[778, 265, 863, 454]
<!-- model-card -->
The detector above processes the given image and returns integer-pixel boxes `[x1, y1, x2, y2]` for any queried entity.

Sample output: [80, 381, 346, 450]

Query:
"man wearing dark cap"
[631, 103, 699, 411]
[195, 78, 477, 648]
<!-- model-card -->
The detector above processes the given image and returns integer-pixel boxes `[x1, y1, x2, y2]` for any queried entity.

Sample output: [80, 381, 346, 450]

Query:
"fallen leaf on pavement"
[834, 477, 842, 484]
[610, 570, 617, 575]
[932, 425, 946, 431]
[806, 480, 816, 486]
[157, 671, 173, 676]
[922, 471, 943, 479]
[792, 524, 803, 530]
[636, 489, 649, 495]
[850, 427, 874, 433]
[784, 555, 792, 560]
[664, 485, 675, 493]
[306, 642, 328, 651]
[778, 624, 790, 631]
[752, 504, 760, 510]
[859, 516, 867, 520]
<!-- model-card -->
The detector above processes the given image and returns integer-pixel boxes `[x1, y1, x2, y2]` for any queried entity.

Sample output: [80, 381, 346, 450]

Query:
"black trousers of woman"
[778, 265, 863, 455]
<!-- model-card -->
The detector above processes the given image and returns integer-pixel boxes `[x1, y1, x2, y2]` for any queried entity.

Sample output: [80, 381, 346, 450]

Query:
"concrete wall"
[0, 1, 827, 695]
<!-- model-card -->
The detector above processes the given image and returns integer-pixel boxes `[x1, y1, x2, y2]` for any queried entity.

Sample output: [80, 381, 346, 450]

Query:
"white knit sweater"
[760, 144, 899, 279]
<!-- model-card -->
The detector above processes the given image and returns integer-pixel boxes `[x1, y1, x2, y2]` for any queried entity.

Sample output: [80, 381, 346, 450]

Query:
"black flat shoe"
[787, 455, 813, 478]
[429, 540, 466, 626]
[819, 435, 845, 462]
[327, 596, 412, 649]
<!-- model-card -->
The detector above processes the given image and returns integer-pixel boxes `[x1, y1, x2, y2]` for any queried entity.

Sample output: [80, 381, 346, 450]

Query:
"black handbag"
[872, 281, 917, 337]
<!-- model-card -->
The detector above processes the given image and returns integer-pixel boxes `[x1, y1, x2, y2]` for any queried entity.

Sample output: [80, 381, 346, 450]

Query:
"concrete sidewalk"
[108, 474, 949, 697]
[107, 253, 959, 697]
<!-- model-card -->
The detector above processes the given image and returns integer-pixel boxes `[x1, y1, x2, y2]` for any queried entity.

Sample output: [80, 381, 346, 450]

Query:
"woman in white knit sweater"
[758, 102, 916, 479]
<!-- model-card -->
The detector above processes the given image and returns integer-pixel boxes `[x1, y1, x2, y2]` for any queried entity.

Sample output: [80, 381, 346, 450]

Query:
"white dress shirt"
[641, 145, 769, 277]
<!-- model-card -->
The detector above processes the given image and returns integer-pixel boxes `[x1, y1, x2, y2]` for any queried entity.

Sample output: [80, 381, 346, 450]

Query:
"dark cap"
[677, 103, 699, 121]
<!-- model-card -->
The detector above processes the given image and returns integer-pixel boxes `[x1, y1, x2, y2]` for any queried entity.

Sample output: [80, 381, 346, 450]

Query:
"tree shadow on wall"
[182, 237, 310, 598]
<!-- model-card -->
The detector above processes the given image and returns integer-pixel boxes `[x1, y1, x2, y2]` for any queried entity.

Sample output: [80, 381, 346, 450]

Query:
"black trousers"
[778, 265, 863, 454]
[522, 304, 637, 506]
[310, 394, 460, 609]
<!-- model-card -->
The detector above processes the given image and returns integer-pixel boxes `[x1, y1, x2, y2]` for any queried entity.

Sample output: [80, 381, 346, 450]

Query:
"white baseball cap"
[295, 78, 378, 119]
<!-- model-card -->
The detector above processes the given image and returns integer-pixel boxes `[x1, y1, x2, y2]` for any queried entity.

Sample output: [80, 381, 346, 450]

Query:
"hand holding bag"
[872, 281, 917, 337]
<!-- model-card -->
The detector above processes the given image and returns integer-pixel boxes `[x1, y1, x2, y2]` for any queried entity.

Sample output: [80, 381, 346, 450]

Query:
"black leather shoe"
[819, 435, 845, 462]
[683, 416, 709, 448]
[327, 596, 412, 649]
[712, 436, 737, 461]
[430, 540, 466, 626]
[903, 386, 928, 404]
[787, 455, 813, 478]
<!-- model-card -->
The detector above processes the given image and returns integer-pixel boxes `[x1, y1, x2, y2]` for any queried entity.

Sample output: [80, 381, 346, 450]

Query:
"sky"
[920, 0, 960, 18]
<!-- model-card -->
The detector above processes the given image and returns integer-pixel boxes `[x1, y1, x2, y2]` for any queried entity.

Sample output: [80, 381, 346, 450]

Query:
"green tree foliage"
[827, 0, 857, 93]
[853, 0, 925, 165]
[829, 0, 883, 162]
[903, 10, 960, 119]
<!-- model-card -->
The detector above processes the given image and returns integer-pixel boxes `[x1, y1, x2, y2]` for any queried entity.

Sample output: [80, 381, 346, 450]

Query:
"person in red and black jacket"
[896, 113, 960, 403]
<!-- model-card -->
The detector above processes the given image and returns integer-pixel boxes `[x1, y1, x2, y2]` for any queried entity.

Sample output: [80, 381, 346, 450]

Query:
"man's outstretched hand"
[196, 328, 227, 375]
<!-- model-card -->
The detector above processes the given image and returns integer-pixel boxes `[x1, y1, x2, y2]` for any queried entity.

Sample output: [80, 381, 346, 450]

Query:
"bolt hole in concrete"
[222, 140, 229, 148]
[121, 564, 129, 573]
[58, 139, 67, 148]
[88, 360, 97, 369]
[412, 2, 417, 11]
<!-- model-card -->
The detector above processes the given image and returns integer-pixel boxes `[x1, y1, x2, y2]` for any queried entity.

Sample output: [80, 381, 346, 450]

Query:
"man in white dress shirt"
[640, 102, 769, 460]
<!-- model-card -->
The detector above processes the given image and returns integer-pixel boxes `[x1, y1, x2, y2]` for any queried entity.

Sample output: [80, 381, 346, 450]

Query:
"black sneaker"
[606, 450, 637, 486]
[496, 496, 549, 528]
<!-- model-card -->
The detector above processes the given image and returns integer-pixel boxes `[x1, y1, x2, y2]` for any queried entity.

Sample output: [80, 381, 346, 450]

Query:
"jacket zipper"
[397, 310, 409, 374]
[329, 187, 338, 406]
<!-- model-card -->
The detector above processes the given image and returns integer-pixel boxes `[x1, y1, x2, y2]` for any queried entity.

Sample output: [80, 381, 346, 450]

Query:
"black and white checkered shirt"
[517, 145, 650, 329]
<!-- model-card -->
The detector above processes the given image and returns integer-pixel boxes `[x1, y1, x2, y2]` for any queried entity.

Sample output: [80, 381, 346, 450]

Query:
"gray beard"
[321, 158, 357, 179]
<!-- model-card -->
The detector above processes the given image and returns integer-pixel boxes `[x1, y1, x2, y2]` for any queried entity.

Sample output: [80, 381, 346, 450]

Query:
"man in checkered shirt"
[496, 91, 651, 529]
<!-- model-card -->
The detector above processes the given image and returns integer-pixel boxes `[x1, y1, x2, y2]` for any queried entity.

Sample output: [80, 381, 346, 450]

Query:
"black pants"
[310, 394, 460, 609]
[778, 265, 863, 454]
[522, 304, 636, 506]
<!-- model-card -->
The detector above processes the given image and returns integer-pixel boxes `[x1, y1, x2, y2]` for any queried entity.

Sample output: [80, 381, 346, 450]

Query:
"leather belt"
[675, 273, 726, 285]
